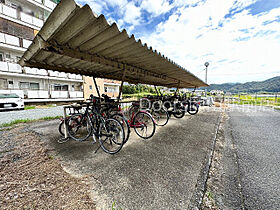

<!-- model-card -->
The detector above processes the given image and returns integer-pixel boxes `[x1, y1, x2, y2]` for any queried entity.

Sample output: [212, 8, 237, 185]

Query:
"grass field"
[224, 94, 280, 106]
[0, 116, 62, 128]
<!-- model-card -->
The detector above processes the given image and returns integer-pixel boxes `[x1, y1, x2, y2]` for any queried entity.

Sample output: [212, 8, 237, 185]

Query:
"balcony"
[50, 91, 68, 98]
[69, 91, 83, 98]
[69, 73, 83, 80]
[0, 3, 44, 28]
[27, 90, 49, 99]
[0, 32, 32, 49]
[44, 0, 56, 9]
[0, 61, 22, 73]
[24, 67, 48, 76]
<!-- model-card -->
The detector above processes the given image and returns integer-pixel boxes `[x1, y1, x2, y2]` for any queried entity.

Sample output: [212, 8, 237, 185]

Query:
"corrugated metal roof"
[19, 0, 207, 88]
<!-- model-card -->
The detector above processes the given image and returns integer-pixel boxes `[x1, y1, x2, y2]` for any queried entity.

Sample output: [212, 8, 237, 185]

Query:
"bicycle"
[66, 99, 125, 154]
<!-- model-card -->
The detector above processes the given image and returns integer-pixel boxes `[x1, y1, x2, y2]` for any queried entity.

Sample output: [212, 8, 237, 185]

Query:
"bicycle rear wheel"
[67, 113, 92, 141]
[151, 108, 169, 126]
[133, 111, 156, 139]
[99, 118, 125, 154]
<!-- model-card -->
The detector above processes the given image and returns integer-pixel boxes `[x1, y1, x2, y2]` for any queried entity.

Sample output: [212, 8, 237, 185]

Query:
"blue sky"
[77, 0, 280, 84]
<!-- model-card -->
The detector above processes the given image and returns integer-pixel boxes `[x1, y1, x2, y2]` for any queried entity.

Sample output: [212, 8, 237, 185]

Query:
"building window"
[30, 83, 39, 90]
[0, 53, 3, 62]
[5, 54, 11, 59]
[19, 82, 39, 90]
[8, 81, 13, 85]
[19, 82, 29, 89]
[89, 85, 92, 90]
[104, 86, 116, 93]
[54, 84, 68, 91]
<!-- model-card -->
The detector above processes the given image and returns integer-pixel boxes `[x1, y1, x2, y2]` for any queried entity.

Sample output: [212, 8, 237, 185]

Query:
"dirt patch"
[0, 126, 95, 209]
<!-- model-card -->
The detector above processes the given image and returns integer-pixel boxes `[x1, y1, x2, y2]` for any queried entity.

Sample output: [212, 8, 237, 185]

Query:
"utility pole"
[204, 62, 209, 97]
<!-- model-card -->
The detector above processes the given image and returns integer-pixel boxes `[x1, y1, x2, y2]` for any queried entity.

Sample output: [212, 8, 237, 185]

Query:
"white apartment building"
[0, 0, 84, 103]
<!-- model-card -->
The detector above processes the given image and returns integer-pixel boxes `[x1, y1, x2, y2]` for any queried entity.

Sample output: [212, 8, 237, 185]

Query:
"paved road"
[223, 106, 280, 209]
[0, 106, 64, 125]
[28, 107, 221, 209]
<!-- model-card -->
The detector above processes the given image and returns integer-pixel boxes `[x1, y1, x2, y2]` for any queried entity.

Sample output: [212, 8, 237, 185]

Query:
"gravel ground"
[0, 125, 95, 209]
[0, 106, 64, 125]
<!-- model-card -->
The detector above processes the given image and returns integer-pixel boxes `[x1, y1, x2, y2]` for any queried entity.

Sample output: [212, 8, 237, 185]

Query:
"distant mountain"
[208, 76, 280, 93]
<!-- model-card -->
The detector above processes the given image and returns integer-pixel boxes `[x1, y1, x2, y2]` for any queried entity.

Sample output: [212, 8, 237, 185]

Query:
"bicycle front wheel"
[111, 113, 131, 144]
[99, 118, 125, 154]
[133, 111, 156, 139]
[67, 113, 92, 141]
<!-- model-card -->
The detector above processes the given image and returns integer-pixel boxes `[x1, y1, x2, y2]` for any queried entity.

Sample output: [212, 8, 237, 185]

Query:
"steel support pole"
[205, 67, 208, 97]
[154, 85, 159, 96]
[93, 77, 101, 98]
[117, 64, 126, 103]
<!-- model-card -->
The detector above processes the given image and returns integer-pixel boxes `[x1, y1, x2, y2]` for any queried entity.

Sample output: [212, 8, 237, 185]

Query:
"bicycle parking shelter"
[19, 0, 208, 140]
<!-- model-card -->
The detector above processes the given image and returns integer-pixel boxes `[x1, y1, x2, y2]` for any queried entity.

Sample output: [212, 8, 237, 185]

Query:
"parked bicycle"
[65, 98, 125, 154]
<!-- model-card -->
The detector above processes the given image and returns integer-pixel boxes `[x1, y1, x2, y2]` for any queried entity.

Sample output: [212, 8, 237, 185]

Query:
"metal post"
[158, 87, 163, 96]
[204, 62, 209, 97]
[117, 64, 127, 103]
[154, 85, 159, 96]
[117, 81, 124, 103]
[205, 68, 208, 97]
[63, 106, 68, 139]
[93, 77, 101, 98]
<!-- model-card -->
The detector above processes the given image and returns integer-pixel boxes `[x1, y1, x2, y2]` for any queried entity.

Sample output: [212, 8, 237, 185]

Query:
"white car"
[0, 93, 24, 111]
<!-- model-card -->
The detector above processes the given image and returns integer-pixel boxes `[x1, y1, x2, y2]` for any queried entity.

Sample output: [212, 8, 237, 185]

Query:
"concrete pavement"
[214, 106, 280, 209]
[29, 107, 221, 209]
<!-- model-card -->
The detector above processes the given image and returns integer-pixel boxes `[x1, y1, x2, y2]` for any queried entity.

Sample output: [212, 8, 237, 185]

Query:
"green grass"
[225, 94, 280, 107]
[123, 92, 157, 98]
[24, 105, 36, 110]
[0, 116, 62, 128]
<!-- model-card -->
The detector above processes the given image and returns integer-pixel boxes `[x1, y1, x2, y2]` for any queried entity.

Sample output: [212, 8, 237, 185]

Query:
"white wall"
[0, 61, 9, 72]
[4, 34, 20, 46]
[27, 90, 48, 98]
[2, 4, 17, 19]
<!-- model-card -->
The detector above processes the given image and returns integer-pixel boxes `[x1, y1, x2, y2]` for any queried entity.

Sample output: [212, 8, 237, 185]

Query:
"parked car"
[0, 93, 24, 111]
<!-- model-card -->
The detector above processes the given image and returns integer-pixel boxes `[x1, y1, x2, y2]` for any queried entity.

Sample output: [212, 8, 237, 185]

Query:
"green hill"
[208, 76, 280, 93]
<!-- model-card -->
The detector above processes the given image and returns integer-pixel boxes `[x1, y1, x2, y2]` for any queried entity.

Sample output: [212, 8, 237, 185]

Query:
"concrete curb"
[188, 113, 223, 209]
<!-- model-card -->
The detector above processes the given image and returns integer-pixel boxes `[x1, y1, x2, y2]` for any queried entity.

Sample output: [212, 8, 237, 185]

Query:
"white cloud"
[140, 1, 280, 83]
[123, 2, 142, 25]
[80, 0, 108, 15]
[140, 0, 172, 16]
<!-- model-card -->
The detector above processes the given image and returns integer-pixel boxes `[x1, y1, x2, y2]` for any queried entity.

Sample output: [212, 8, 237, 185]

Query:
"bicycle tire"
[187, 104, 199, 115]
[173, 109, 185, 118]
[133, 111, 156, 139]
[151, 108, 169, 126]
[67, 113, 92, 141]
[58, 120, 64, 136]
[111, 113, 131, 144]
[99, 118, 125, 154]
